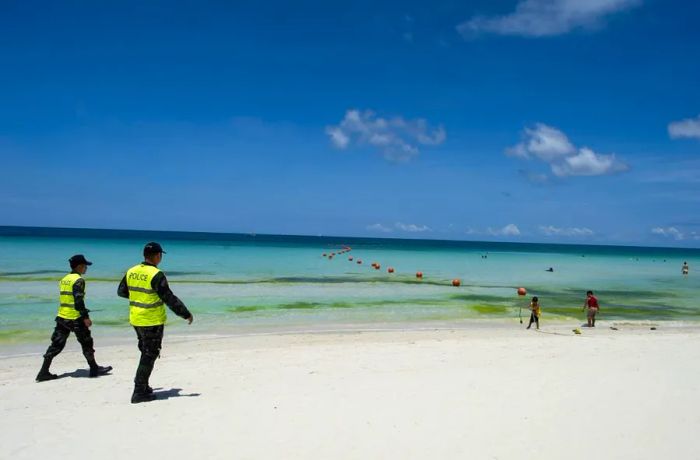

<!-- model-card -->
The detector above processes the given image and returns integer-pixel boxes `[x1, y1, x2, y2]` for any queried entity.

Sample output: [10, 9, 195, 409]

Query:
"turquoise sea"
[1, 226, 699, 345]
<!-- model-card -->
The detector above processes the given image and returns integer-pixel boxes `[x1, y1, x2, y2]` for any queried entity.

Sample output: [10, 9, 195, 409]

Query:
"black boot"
[86, 354, 112, 378]
[36, 357, 58, 382]
[89, 365, 113, 378]
[131, 385, 157, 404]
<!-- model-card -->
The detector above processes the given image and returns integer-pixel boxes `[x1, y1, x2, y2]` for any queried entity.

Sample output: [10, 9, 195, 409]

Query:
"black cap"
[69, 254, 93, 268]
[143, 242, 166, 256]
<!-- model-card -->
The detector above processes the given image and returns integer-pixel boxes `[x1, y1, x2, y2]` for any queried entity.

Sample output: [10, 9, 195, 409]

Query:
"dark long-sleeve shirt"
[117, 263, 191, 320]
[71, 273, 90, 320]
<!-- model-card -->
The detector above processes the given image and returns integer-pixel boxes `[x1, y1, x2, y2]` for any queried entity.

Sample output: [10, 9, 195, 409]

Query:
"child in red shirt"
[582, 290, 599, 327]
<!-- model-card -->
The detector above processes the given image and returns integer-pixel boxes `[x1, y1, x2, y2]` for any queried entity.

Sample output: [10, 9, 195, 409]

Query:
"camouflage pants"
[133, 325, 164, 386]
[43, 316, 95, 361]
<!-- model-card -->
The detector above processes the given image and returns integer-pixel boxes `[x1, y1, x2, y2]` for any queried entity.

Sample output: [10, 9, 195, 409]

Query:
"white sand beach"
[1, 321, 699, 460]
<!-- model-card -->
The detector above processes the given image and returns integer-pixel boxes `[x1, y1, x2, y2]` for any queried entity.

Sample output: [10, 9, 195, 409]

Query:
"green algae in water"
[228, 306, 264, 313]
[226, 298, 453, 314]
[471, 304, 508, 315]
[328, 302, 354, 308]
[0, 329, 46, 344]
[281, 302, 321, 309]
[0, 274, 494, 289]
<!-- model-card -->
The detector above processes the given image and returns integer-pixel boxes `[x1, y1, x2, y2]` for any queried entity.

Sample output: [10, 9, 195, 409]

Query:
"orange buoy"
[416, 272, 423, 279]
[388, 267, 394, 273]
[452, 279, 461, 287]
[517, 287, 527, 296]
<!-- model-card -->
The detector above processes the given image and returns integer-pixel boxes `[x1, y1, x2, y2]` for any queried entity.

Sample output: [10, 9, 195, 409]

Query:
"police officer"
[117, 242, 193, 404]
[36, 255, 112, 382]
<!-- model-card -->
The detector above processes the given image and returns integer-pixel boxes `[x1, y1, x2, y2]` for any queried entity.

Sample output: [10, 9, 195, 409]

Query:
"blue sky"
[1, 0, 699, 247]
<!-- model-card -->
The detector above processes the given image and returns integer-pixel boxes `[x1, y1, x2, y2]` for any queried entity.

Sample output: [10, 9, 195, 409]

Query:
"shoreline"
[3, 317, 697, 358]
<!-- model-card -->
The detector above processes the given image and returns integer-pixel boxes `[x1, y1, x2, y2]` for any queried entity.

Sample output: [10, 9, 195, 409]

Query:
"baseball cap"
[69, 254, 93, 268]
[143, 242, 167, 256]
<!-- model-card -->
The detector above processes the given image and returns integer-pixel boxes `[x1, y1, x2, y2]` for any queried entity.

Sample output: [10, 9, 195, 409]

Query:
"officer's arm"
[117, 275, 129, 298]
[72, 278, 90, 319]
[152, 272, 192, 319]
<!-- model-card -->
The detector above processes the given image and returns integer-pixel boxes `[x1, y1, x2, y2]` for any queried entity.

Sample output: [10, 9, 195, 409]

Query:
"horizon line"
[0, 224, 698, 252]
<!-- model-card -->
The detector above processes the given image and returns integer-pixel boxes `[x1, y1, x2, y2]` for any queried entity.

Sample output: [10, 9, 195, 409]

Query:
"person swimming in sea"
[682, 261, 689, 275]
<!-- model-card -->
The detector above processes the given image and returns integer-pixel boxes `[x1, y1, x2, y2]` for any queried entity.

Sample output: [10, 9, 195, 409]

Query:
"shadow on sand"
[58, 368, 114, 379]
[153, 388, 201, 400]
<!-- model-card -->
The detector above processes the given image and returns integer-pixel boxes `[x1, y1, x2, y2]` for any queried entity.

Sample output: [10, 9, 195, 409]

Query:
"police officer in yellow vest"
[117, 242, 193, 403]
[36, 255, 112, 382]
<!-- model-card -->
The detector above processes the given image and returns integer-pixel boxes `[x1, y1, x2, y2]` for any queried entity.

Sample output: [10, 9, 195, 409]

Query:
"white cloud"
[366, 223, 393, 233]
[668, 115, 700, 140]
[507, 123, 575, 161]
[651, 227, 684, 240]
[488, 224, 521, 236]
[395, 222, 431, 232]
[551, 147, 627, 177]
[508, 123, 629, 178]
[458, 0, 641, 38]
[326, 127, 350, 149]
[326, 109, 446, 162]
[540, 225, 594, 237]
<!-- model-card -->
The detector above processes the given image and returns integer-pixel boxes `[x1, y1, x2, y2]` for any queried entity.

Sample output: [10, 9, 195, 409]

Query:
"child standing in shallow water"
[527, 296, 540, 330]
[583, 290, 599, 327]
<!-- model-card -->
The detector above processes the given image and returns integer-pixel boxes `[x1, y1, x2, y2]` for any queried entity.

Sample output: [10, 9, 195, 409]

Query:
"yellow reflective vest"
[58, 273, 83, 320]
[126, 263, 166, 326]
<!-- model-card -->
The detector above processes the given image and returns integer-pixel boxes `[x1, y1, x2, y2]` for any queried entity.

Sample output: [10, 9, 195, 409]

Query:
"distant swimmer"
[682, 261, 689, 275]
[546, 267, 554, 272]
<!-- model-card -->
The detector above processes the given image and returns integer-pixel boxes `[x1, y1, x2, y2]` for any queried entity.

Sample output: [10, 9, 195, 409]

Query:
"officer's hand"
[186, 315, 193, 325]
[84, 318, 93, 328]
